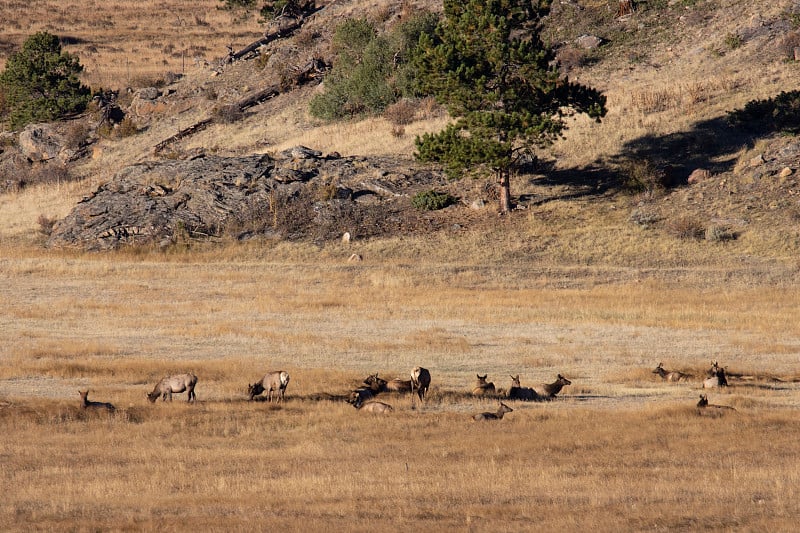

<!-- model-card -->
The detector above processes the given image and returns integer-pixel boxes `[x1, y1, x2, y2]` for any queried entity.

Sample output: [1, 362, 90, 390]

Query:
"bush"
[309, 13, 438, 121]
[728, 91, 800, 135]
[411, 190, 456, 211]
[0, 32, 91, 130]
[619, 159, 669, 194]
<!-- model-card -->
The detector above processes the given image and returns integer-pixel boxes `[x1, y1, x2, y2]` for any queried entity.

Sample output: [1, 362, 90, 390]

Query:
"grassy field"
[2, 244, 800, 530]
[3, 0, 800, 529]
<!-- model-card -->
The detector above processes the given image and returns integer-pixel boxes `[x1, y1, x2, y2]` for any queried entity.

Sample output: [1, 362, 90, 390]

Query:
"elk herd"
[74, 365, 577, 422]
[73, 359, 744, 420]
[653, 360, 738, 413]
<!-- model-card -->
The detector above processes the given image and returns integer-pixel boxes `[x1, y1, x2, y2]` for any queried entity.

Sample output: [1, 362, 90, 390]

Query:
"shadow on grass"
[518, 95, 796, 205]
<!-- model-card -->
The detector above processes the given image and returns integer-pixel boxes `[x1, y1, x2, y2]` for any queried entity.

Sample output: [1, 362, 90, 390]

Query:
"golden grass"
[2, 247, 800, 529]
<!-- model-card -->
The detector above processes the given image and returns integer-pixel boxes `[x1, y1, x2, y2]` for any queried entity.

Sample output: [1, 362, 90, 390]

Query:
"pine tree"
[413, 0, 607, 213]
[0, 32, 91, 130]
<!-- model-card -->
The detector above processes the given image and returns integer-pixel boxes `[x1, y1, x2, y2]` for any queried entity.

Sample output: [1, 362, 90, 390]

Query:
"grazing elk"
[79, 390, 115, 413]
[653, 362, 692, 383]
[508, 375, 539, 401]
[542, 374, 572, 398]
[146, 373, 197, 403]
[247, 371, 290, 402]
[411, 366, 431, 401]
[703, 365, 728, 389]
[354, 400, 394, 413]
[471, 374, 496, 396]
[697, 394, 736, 412]
[473, 402, 513, 421]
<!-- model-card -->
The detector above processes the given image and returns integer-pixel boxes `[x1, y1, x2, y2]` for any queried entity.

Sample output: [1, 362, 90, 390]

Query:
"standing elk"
[507, 375, 539, 401]
[653, 362, 692, 382]
[473, 402, 513, 421]
[79, 390, 115, 413]
[542, 374, 572, 398]
[471, 374, 496, 396]
[146, 373, 198, 403]
[411, 366, 431, 401]
[248, 371, 290, 402]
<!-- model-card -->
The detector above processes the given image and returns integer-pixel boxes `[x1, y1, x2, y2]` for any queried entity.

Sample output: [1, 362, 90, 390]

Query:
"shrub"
[620, 159, 669, 194]
[309, 13, 438, 121]
[0, 32, 91, 130]
[666, 217, 704, 240]
[411, 190, 455, 211]
[384, 99, 417, 125]
[728, 90, 800, 135]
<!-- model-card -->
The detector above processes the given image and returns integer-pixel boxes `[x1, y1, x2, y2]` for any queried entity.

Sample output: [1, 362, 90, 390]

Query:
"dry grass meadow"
[2, 243, 800, 531]
[3, 0, 800, 530]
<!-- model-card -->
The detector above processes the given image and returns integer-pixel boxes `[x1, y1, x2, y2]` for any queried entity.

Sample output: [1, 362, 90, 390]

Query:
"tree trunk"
[498, 169, 511, 214]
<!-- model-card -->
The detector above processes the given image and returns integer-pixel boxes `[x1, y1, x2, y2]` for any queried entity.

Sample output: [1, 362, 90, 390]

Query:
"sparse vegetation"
[2, 0, 800, 528]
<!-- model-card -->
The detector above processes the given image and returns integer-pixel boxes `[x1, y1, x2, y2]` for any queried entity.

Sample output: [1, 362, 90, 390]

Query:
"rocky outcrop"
[46, 147, 446, 250]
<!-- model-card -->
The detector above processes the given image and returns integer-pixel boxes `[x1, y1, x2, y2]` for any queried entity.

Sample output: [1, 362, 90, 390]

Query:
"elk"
[411, 366, 431, 401]
[362, 373, 388, 393]
[348, 388, 375, 406]
[542, 374, 572, 398]
[703, 366, 728, 389]
[146, 373, 197, 403]
[697, 394, 736, 411]
[79, 390, 115, 413]
[247, 370, 290, 402]
[652, 362, 691, 382]
[473, 402, 513, 421]
[507, 375, 539, 401]
[354, 400, 394, 413]
[471, 374, 496, 396]
[363, 373, 412, 394]
[384, 378, 413, 393]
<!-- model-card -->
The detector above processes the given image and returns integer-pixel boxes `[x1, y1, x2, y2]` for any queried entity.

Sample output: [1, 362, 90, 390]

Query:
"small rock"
[575, 34, 602, 49]
[779, 167, 793, 178]
[749, 154, 765, 167]
[687, 168, 711, 184]
[470, 199, 486, 210]
[341, 232, 351, 243]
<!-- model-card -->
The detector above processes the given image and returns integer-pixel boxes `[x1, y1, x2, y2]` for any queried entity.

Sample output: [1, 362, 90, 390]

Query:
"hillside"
[1, 0, 799, 267]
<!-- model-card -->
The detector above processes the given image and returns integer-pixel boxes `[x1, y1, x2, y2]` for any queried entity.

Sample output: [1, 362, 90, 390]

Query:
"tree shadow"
[518, 109, 771, 207]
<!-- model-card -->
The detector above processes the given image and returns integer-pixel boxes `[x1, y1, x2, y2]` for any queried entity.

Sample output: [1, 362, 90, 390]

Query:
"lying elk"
[79, 390, 115, 413]
[349, 388, 375, 407]
[473, 402, 513, 421]
[354, 400, 394, 413]
[362, 373, 388, 393]
[697, 394, 736, 411]
[248, 371, 290, 402]
[542, 374, 572, 398]
[653, 362, 692, 383]
[411, 366, 431, 401]
[147, 373, 197, 403]
[508, 375, 539, 401]
[703, 366, 728, 389]
[471, 374, 496, 396]
[363, 373, 412, 394]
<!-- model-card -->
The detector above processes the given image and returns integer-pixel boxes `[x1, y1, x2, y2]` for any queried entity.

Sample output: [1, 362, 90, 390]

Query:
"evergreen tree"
[0, 32, 91, 130]
[413, 0, 607, 213]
